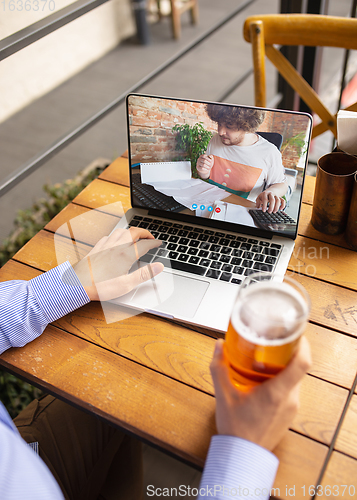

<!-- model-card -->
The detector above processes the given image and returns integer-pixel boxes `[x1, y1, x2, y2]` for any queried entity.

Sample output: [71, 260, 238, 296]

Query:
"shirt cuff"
[198, 435, 279, 499]
[30, 262, 90, 323]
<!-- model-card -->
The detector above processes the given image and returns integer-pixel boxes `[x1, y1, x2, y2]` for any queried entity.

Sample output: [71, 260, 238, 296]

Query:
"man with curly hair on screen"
[196, 104, 287, 214]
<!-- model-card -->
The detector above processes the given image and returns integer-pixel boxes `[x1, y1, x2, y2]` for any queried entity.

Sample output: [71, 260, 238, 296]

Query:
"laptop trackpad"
[131, 272, 209, 318]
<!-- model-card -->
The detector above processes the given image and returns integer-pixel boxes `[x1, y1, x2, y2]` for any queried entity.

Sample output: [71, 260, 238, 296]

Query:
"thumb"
[127, 262, 164, 291]
[95, 262, 164, 301]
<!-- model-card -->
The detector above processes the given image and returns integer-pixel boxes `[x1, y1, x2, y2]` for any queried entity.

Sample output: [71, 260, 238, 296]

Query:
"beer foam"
[231, 281, 308, 345]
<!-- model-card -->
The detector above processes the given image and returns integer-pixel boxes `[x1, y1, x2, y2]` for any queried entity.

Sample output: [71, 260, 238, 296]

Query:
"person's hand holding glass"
[210, 272, 312, 451]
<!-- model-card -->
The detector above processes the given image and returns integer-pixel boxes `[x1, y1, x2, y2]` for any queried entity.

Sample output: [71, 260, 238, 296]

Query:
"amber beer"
[224, 273, 310, 391]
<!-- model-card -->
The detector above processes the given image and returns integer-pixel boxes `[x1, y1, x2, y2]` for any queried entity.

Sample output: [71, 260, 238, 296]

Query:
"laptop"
[111, 94, 312, 332]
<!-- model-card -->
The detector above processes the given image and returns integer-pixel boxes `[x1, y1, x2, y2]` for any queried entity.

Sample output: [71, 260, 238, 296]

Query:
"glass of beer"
[224, 272, 310, 391]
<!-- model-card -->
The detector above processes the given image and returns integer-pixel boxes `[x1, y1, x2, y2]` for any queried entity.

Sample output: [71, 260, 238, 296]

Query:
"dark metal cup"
[311, 152, 357, 235]
[346, 173, 357, 251]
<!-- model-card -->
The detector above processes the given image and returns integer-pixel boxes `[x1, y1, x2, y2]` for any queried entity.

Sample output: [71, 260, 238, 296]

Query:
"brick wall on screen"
[128, 96, 216, 163]
[260, 112, 310, 170]
[128, 98, 309, 170]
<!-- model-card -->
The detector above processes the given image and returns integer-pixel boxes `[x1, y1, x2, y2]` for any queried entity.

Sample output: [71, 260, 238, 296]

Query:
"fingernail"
[150, 262, 164, 276]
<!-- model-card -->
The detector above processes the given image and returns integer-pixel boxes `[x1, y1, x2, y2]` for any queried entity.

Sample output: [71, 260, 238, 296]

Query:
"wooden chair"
[156, 0, 199, 39]
[243, 14, 357, 139]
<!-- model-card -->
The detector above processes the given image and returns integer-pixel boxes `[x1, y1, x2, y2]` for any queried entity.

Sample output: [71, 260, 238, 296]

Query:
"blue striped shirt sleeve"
[0, 262, 90, 355]
[198, 435, 279, 499]
[0, 402, 65, 499]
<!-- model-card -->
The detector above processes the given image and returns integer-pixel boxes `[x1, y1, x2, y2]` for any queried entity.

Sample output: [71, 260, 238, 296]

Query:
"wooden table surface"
[1, 154, 357, 499]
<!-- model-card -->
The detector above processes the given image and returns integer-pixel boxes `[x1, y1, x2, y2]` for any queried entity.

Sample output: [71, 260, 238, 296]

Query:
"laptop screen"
[126, 94, 312, 239]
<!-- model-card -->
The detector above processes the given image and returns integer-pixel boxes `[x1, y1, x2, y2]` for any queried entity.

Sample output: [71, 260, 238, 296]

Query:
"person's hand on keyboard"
[74, 227, 164, 301]
[255, 190, 286, 213]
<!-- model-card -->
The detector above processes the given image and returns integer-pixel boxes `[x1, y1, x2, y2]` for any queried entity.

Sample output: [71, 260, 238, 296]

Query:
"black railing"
[1, 0, 356, 197]
[0, 0, 110, 61]
[0, 0, 256, 197]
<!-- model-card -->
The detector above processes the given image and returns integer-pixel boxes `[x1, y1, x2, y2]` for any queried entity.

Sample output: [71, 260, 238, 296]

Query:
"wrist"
[74, 257, 97, 300]
[200, 435, 279, 500]
[83, 284, 98, 301]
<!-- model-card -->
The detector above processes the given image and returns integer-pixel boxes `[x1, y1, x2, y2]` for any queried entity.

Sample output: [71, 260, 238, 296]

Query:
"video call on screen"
[127, 94, 312, 237]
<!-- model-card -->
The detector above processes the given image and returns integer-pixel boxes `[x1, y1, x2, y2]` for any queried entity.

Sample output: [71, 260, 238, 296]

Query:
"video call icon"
[192, 203, 214, 212]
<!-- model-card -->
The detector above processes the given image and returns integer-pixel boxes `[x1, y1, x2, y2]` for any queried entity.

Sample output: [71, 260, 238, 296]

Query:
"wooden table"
[1, 153, 357, 499]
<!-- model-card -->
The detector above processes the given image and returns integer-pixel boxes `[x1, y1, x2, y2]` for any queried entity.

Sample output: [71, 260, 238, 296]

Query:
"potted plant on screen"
[172, 122, 213, 178]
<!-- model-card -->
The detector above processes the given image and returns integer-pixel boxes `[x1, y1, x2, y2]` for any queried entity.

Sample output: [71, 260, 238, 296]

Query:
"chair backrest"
[256, 132, 293, 197]
[243, 14, 357, 139]
[155, 0, 199, 39]
[257, 131, 283, 150]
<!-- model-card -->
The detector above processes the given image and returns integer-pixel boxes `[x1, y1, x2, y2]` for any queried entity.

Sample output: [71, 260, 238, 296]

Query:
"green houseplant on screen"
[172, 122, 212, 178]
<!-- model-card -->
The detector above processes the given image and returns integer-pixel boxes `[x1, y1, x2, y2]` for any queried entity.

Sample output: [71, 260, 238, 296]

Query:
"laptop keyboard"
[128, 215, 282, 285]
[132, 174, 185, 212]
